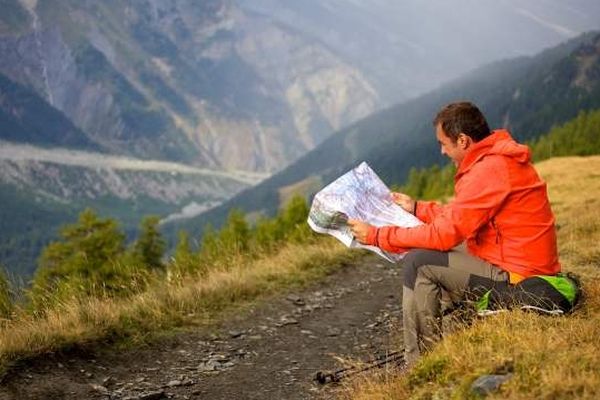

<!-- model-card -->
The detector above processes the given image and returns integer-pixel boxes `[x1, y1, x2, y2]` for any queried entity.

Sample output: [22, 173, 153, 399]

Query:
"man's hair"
[433, 101, 491, 143]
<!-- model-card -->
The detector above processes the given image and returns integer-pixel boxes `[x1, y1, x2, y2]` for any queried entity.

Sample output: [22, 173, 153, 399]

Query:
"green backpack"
[476, 273, 581, 316]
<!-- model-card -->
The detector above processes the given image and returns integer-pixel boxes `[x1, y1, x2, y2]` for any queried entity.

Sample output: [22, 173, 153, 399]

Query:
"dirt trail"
[0, 255, 405, 400]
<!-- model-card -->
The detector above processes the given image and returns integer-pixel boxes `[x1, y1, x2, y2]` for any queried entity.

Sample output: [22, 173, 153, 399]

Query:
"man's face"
[435, 124, 469, 166]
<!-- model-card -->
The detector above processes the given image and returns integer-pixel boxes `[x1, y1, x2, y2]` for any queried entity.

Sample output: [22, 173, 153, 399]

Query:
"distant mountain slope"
[3, 1, 600, 278]
[0, 184, 76, 278]
[2, 0, 600, 173]
[0, 0, 379, 172]
[0, 143, 261, 277]
[239, 0, 600, 106]
[175, 31, 600, 237]
[0, 72, 98, 150]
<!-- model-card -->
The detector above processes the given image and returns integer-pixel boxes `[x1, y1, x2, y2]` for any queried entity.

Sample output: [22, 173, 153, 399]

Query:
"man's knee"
[403, 249, 449, 290]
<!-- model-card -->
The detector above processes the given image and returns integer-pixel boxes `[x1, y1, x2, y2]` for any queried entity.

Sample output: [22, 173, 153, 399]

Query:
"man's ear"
[457, 133, 471, 149]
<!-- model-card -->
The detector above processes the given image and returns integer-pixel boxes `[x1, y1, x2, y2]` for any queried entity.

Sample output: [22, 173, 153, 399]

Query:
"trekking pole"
[314, 350, 404, 384]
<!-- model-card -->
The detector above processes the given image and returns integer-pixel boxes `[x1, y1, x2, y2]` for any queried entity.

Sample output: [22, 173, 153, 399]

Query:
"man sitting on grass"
[348, 101, 560, 365]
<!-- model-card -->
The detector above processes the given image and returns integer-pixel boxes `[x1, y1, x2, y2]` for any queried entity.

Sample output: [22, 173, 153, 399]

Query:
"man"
[348, 101, 560, 365]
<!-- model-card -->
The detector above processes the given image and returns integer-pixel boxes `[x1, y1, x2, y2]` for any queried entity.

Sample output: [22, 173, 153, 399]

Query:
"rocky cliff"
[0, 0, 378, 172]
[2, 0, 600, 276]
[2, 0, 600, 173]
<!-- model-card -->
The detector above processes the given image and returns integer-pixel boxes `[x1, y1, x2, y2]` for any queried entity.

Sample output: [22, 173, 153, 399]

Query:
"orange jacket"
[365, 130, 560, 277]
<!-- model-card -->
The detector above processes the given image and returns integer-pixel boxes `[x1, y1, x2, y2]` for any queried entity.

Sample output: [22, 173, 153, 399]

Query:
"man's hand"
[347, 219, 372, 244]
[391, 192, 416, 214]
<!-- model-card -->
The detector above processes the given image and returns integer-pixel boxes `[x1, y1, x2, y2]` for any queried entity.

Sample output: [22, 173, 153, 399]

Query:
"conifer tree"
[31, 208, 126, 308]
[198, 224, 220, 266]
[169, 230, 197, 277]
[278, 196, 312, 243]
[254, 216, 280, 251]
[531, 108, 600, 161]
[400, 163, 454, 201]
[132, 215, 166, 270]
[174, 230, 192, 263]
[219, 209, 250, 254]
[0, 268, 13, 320]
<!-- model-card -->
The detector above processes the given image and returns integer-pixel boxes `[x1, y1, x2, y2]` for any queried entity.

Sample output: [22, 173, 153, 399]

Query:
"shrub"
[131, 215, 166, 271]
[29, 209, 133, 310]
[0, 268, 13, 321]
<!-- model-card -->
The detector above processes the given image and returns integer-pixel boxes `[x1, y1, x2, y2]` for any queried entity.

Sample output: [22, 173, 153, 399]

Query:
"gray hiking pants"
[402, 245, 509, 365]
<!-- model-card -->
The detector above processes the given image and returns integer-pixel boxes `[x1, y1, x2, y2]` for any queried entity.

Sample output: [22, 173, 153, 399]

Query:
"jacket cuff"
[366, 225, 379, 246]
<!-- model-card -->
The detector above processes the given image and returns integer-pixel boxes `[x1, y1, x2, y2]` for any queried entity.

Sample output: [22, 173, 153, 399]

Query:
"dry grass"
[0, 238, 360, 375]
[344, 155, 600, 400]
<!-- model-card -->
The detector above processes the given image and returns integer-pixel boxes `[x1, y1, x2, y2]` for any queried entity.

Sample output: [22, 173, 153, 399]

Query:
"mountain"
[0, 0, 380, 275]
[2, 0, 600, 173]
[0, 0, 380, 172]
[0, 141, 262, 276]
[2, 1, 600, 276]
[238, 0, 600, 105]
[174, 31, 600, 238]
[0, 72, 100, 150]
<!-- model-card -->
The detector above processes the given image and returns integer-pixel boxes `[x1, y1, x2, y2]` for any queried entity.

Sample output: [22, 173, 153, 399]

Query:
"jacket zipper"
[491, 218, 504, 261]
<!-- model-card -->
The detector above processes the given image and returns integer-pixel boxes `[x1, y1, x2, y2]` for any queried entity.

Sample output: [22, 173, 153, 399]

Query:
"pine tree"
[0, 268, 13, 320]
[198, 223, 220, 266]
[254, 216, 280, 251]
[400, 163, 454, 201]
[531, 108, 600, 161]
[173, 230, 193, 263]
[278, 196, 312, 243]
[132, 215, 166, 271]
[218, 209, 250, 255]
[402, 167, 426, 198]
[169, 230, 198, 278]
[30, 208, 126, 309]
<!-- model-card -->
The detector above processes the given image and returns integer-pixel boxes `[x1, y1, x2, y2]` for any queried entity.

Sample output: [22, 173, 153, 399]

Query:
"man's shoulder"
[462, 154, 510, 182]
[476, 153, 510, 168]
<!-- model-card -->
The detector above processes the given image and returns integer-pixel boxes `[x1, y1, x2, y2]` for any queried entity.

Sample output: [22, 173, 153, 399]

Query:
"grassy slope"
[0, 238, 362, 375]
[1, 155, 597, 397]
[344, 155, 600, 400]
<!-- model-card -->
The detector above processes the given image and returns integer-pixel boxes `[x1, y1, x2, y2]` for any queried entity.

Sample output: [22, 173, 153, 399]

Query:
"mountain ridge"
[0, 0, 380, 172]
[3, 0, 600, 173]
[173, 30, 600, 239]
[3, 2, 600, 277]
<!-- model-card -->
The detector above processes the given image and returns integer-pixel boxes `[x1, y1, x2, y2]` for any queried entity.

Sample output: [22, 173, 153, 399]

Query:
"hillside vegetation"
[343, 158, 600, 399]
[0, 142, 259, 276]
[0, 196, 361, 375]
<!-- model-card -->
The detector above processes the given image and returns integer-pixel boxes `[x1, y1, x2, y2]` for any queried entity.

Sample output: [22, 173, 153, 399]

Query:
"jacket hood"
[457, 129, 531, 176]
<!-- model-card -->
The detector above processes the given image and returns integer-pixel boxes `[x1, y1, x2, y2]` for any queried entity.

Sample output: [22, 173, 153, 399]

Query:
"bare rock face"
[0, 0, 380, 173]
[4, 0, 599, 173]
